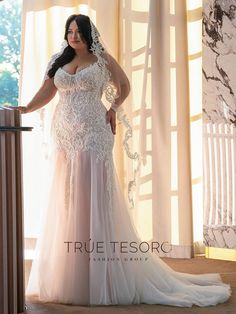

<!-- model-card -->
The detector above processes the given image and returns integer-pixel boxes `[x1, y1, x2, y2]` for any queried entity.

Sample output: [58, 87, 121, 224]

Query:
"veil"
[89, 19, 141, 208]
[43, 17, 140, 209]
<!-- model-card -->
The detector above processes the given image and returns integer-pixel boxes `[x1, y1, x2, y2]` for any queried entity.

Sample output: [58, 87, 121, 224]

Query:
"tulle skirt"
[26, 149, 231, 307]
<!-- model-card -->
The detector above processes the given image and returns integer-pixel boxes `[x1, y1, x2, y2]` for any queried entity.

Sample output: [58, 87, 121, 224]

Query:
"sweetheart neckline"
[60, 61, 98, 76]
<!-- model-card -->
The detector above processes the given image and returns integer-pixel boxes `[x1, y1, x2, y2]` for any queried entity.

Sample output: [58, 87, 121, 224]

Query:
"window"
[0, 0, 22, 106]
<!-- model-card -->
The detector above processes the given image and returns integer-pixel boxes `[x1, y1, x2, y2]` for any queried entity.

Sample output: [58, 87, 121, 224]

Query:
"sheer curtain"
[20, 0, 203, 258]
[119, 0, 203, 257]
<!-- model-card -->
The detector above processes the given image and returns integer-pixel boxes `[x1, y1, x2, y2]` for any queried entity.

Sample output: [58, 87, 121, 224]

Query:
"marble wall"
[203, 0, 236, 249]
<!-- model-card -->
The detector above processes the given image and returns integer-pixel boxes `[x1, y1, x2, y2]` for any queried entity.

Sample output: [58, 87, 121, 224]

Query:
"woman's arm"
[105, 53, 131, 135]
[111, 79, 130, 110]
[18, 78, 57, 113]
[106, 53, 130, 111]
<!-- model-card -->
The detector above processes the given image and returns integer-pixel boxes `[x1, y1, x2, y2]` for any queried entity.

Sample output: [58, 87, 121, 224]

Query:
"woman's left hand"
[106, 108, 116, 135]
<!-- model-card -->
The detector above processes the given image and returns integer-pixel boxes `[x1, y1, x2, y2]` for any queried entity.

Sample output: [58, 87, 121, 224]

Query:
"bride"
[18, 14, 231, 307]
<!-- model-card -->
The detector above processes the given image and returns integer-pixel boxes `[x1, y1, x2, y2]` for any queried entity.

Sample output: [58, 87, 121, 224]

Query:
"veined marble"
[203, 0, 236, 124]
[203, 0, 236, 249]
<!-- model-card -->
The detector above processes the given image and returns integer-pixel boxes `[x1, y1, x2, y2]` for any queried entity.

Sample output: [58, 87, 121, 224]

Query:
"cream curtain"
[21, 0, 203, 258]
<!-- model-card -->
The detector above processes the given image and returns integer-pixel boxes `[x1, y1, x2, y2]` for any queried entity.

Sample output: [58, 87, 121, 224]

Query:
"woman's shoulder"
[100, 52, 118, 68]
[48, 52, 62, 64]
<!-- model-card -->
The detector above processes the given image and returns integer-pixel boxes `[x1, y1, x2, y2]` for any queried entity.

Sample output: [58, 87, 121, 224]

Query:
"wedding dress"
[26, 56, 231, 307]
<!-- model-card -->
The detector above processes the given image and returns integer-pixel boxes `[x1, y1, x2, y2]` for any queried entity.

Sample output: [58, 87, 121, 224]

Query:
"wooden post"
[0, 107, 32, 314]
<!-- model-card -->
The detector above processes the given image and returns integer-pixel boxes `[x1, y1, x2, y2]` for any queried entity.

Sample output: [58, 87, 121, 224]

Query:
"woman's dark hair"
[48, 14, 93, 78]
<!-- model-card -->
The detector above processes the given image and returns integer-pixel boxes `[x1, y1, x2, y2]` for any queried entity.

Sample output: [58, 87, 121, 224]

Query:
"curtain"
[20, 0, 203, 258]
[119, 0, 203, 257]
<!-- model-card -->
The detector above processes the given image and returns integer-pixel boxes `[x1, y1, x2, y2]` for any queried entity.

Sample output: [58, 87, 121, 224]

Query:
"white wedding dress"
[26, 60, 231, 307]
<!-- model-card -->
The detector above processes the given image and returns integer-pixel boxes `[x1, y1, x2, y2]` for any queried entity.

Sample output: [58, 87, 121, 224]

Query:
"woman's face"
[67, 20, 88, 51]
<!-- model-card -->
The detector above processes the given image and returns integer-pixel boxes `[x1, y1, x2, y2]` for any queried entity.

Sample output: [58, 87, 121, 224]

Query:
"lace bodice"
[51, 62, 114, 161]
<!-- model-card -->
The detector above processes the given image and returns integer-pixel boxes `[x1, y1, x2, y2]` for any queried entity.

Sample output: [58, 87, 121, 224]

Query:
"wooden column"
[0, 108, 32, 314]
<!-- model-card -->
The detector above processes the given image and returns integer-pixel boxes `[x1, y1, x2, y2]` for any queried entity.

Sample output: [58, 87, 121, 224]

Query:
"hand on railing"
[2, 106, 29, 114]
[15, 106, 29, 114]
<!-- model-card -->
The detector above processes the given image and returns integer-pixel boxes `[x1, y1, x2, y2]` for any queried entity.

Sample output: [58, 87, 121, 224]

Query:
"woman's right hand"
[17, 106, 29, 114]
[8, 78, 57, 114]
[8, 106, 29, 114]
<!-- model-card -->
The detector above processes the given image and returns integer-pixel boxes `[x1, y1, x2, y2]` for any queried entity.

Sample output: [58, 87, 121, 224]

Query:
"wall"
[203, 0, 236, 250]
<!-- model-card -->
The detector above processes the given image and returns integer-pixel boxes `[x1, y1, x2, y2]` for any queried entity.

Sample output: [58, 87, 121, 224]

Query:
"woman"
[19, 14, 231, 307]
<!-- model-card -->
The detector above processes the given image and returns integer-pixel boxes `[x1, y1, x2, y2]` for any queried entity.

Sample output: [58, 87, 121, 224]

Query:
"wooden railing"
[0, 107, 32, 314]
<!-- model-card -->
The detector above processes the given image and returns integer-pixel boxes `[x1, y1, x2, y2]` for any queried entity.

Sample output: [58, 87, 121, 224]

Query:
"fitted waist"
[58, 89, 103, 102]
[54, 97, 108, 126]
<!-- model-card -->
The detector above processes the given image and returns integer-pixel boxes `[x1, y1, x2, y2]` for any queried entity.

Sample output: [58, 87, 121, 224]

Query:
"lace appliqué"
[52, 63, 114, 163]
[117, 110, 141, 209]
[89, 19, 119, 110]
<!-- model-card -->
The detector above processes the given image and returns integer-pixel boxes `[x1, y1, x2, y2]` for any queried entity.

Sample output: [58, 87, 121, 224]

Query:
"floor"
[23, 256, 236, 314]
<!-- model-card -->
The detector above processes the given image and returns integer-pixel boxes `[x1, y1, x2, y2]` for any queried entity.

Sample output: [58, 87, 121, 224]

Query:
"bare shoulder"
[101, 51, 116, 63]
[42, 77, 57, 91]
